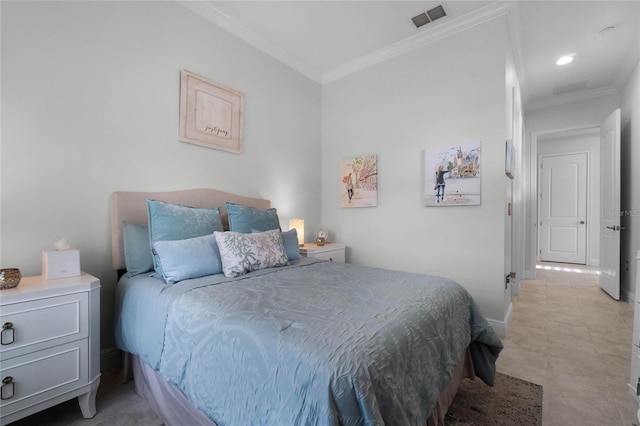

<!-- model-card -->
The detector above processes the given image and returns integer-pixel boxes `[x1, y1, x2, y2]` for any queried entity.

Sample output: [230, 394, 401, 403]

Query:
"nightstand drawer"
[299, 243, 346, 263]
[0, 293, 88, 360]
[0, 339, 88, 416]
[311, 250, 345, 263]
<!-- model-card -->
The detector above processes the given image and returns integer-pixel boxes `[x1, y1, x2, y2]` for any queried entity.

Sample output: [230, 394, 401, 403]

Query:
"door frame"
[528, 124, 600, 279]
[537, 151, 590, 264]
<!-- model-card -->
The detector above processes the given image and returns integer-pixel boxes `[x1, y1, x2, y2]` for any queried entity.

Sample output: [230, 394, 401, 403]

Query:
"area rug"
[445, 372, 543, 425]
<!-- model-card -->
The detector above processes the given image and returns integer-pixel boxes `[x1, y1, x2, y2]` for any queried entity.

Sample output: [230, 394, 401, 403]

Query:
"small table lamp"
[289, 219, 305, 246]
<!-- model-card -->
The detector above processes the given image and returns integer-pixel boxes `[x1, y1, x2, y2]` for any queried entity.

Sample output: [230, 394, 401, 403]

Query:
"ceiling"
[180, 1, 640, 111]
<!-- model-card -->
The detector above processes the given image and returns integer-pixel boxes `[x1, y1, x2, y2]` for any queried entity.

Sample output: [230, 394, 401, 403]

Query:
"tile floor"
[8, 262, 638, 425]
[497, 262, 637, 426]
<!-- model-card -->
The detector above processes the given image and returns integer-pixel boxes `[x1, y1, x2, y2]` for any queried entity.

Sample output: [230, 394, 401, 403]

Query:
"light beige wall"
[320, 17, 512, 323]
[1, 1, 322, 352]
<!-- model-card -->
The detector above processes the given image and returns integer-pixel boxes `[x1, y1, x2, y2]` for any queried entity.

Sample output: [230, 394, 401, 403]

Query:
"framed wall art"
[179, 69, 244, 154]
[340, 154, 378, 208]
[424, 142, 481, 207]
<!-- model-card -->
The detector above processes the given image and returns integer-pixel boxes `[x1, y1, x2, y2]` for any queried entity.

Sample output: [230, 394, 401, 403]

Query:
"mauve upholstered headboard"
[111, 188, 271, 270]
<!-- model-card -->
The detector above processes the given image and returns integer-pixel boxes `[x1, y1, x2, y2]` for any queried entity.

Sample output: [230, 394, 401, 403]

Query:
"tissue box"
[42, 250, 81, 280]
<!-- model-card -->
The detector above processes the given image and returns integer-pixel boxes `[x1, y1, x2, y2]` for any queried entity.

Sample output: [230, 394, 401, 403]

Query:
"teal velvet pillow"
[152, 234, 222, 284]
[123, 222, 154, 277]
[147, 199, 224, 276]
[226, 202, 280, 233]
[281, 229, 301, 260]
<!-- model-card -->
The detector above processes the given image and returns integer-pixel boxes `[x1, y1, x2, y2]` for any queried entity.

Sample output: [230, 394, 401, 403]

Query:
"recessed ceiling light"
[556, 55, 575, 66]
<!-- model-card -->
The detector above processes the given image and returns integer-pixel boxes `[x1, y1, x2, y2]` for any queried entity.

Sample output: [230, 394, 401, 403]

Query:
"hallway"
[497, 262, 636, 425]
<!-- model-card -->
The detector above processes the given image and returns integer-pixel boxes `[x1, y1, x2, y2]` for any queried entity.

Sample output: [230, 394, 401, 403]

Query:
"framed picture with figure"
[340, 154, 378, 208]
[424, 142, 481, 207]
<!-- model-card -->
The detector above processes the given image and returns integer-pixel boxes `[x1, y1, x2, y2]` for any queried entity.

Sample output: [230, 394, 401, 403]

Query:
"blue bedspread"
[115, 259, 502, 426]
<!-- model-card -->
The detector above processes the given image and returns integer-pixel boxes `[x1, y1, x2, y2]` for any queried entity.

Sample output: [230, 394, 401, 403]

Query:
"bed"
[111, 188, 502, 426]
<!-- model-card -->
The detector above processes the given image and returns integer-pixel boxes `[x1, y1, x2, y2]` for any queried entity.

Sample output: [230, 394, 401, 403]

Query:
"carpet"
[444, 372, 543, 425]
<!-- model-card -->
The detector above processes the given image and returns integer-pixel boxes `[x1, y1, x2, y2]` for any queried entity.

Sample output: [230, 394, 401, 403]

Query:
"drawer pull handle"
[1, 376, 14, 400]
[1, 322, 14, 345]
[636, 377, 640, 397]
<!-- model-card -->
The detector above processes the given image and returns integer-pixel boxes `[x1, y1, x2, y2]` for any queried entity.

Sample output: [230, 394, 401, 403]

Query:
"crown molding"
[536, 125, 600, 141]
[177, 0, 635, 107]
[177, 1, 323, 83]
[322, 1, 516, 84]
[525, 85, 619, 112]
[179, 0, 515, 86]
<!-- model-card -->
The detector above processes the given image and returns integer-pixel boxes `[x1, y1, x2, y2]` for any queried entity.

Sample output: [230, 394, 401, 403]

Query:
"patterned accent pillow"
[252, 228, 300, 261]
[214, 229, 289, 277]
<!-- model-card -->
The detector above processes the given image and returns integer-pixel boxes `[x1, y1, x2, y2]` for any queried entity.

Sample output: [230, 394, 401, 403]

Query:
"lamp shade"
[289, 219, 304, 246]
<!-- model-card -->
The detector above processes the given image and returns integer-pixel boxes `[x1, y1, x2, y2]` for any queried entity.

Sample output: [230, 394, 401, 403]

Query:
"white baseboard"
[626, 288, 636, 307]
[511, 279, 521, 296]
[487, 302, 512, 338]
[100, 347, 123, 372]
[524, 268, 535, 280]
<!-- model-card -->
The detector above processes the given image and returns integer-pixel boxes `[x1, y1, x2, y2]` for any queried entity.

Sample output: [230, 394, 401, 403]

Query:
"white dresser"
[629, 251, 640, 424]
[299, 243, 346, 263]
[0, 273, 100, 424]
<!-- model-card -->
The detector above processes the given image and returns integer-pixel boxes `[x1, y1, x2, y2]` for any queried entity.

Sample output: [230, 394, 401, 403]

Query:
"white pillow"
[214, 229, 289, 277]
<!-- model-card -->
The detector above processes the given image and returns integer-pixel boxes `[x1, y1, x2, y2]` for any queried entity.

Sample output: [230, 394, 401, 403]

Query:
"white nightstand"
[299, 243, 346, 263]
[0, 272, 101, 424]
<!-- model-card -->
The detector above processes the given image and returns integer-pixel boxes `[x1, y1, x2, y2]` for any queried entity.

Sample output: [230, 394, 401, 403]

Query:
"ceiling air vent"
[412, 5, 447, 29]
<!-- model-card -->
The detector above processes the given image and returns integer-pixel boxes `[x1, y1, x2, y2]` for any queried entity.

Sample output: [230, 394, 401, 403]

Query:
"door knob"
[576, 221, 585, 224]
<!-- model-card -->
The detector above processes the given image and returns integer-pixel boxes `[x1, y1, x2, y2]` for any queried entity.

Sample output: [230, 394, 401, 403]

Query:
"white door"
[600, 109, 621, 300]
[539, 153, 588, 264]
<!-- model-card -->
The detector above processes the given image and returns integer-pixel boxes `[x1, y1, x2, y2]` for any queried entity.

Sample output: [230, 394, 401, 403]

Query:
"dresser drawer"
[0, 339, 88, 416]
[0, 293, 88, 360]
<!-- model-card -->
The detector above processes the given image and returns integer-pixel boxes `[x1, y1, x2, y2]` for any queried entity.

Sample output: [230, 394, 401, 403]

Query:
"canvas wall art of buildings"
[425, 143, 481, 207]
